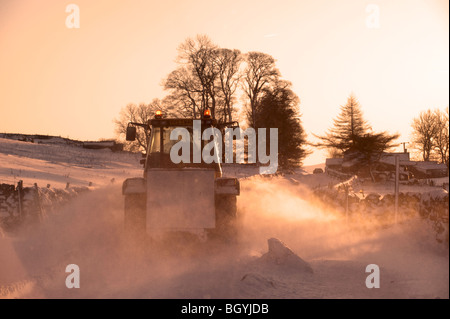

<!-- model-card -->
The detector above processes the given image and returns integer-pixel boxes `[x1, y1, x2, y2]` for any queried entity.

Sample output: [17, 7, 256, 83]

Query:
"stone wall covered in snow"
[312, 187, 449, 244]
[0, 182, 89, 232]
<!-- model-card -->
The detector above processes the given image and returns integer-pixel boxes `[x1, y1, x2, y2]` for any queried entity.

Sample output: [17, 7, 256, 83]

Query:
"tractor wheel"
[124, 194, 146, 241]
[210, 195, 238, 243]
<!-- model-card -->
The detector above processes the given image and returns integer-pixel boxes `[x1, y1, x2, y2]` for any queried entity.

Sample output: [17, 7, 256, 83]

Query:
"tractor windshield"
[149, 126, 194, 154]
[146, 125, 221, 172]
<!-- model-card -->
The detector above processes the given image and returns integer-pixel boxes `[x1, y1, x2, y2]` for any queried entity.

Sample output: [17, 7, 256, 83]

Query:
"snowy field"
[0, 137, 142, 188]
[0, 137, 448, 299]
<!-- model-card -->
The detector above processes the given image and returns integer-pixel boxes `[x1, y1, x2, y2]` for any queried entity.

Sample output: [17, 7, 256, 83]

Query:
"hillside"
[0, 136, 142, 188]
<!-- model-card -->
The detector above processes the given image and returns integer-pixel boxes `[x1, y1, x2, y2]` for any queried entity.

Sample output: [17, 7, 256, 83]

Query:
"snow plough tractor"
[122, 109, 240, 242]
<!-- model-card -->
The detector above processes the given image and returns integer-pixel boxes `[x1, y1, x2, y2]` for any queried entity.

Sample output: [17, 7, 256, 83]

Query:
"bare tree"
[243, 52, 280, 129]
[174, 35, 220, 118]
[165, 36, 286, 126]
[411, 109, 440, 161]
[433, 107, 449, 167]
[215, 48, 242, 123]
[164, 67, 202, 118]
[115, 99, 172, 152]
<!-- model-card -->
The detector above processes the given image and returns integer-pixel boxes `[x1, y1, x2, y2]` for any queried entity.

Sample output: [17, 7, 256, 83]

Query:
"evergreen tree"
[314, 94, 399, 181]
[353, 131, 400, 180]
[314, 94, 371, 152]
[256, 80, 308, 170]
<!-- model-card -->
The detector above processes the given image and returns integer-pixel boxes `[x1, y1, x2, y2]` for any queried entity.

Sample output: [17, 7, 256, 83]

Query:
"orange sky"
[0, 0, 448, 165]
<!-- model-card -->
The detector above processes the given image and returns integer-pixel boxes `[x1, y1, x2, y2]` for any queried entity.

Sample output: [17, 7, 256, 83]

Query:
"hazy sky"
[0, 0, 448, 165]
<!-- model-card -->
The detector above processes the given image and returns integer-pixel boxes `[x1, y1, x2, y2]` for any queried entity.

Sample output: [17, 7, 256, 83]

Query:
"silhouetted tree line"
[116, 34, 308, 169]
[116, 34, 447, 173]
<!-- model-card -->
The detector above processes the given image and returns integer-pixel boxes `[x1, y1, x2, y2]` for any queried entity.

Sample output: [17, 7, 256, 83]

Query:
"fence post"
[394, 155, 400, 224]
[34, 183, 43, 222]
[17, 180, 24, 220]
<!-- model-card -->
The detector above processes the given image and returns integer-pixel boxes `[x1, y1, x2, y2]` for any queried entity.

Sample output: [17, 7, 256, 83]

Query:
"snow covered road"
[1, 178, 448, 299]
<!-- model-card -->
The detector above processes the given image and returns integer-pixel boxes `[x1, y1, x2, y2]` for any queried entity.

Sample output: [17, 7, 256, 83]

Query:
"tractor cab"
[143, 111, 222, 173]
